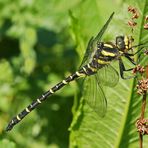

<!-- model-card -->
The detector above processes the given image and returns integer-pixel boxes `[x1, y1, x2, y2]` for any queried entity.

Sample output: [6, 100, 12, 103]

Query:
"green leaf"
[70, 1, 148, 148]
[19, 27, 37, 74]
[0, 139, 16, 148]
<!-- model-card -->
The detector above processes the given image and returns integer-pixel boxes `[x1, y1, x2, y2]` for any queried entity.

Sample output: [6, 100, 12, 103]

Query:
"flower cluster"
[127, 6, 139, 31]
[136, 119, 148, 135]
[137, 78, 148, 95]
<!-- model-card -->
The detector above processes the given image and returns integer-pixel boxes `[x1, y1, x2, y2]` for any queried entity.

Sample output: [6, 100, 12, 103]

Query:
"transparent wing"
[96, 64, 119, 87]
[92, 12, 115, 48]
[79, 36, 94, 68]
[83, 75, 107, 117]
[79, 12, 115, 68]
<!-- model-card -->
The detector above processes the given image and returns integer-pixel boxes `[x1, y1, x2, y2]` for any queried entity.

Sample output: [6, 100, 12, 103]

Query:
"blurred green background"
[0, 0, 148, 148]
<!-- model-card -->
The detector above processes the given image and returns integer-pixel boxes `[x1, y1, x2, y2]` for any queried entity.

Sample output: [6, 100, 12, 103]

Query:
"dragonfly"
[6, 12, 143, 131]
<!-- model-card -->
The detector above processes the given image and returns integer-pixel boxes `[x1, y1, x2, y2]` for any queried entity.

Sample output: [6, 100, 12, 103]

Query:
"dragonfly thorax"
[88, 42, 120, 71]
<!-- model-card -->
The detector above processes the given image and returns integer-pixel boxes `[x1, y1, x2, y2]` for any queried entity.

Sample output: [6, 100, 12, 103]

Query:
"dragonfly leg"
[133, 46, 146, 55]
[124, 54, 137, 65]
[119, 58, 135, 79]
[126, 46, 147, 64]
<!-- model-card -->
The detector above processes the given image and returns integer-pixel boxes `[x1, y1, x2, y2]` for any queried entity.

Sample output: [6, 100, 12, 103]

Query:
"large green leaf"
[70, 0, 148, 148]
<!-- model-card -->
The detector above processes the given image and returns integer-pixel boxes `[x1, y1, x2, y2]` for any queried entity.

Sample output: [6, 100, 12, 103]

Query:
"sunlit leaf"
[70, 0, 148, 148]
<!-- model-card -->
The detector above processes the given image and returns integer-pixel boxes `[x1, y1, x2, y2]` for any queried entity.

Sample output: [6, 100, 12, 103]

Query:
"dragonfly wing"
[79, 12, 115, 68]
[92, 12, 115, 50]
[83, 75, 107, 117]
[79, 36, 94, 68]
[96, 64, 119, 87]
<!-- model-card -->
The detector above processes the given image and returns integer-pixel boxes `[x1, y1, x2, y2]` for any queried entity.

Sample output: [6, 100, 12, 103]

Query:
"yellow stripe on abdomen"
[97, 59, 110, 64]
[75, 71, 85, 77]
[101, 50, 116, 57]
[87, 64, 97, 72]
[104, 43, 113, 48]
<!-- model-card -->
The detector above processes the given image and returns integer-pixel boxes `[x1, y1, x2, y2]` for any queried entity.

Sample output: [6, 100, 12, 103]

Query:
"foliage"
[0, 0, 80, 147]
[69, 0, 148, 148]
[0, 0, 148, 148]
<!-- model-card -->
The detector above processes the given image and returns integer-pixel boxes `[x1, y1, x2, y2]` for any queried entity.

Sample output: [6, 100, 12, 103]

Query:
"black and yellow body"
[6, 12, 142, 131]
[6, 34, 136, 131]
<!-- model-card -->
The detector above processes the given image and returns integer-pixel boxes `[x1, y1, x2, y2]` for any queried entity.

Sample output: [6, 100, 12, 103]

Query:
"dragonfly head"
[116, 35, 134, 52]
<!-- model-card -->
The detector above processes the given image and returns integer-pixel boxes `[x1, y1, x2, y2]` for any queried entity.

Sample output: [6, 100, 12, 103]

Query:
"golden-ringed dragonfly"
[6, 12, 145, 131]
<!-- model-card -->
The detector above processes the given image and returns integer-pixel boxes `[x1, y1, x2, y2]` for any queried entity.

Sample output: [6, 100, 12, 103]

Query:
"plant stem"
[139, 65, 148, 148]
[139, 132, 143, 148]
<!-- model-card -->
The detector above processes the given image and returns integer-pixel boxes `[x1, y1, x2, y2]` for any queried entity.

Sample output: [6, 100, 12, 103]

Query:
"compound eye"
[118, 40, 121, 44]
[116, 36, 125, 50]
[117, 38, 123, 46]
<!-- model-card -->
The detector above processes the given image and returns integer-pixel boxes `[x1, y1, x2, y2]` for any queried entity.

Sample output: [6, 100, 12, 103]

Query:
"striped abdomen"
[6, 64, 96, 131]
[6, 42, 119, 131]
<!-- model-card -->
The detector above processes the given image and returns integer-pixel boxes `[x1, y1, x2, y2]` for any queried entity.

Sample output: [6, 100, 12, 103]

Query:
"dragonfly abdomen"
[6, 67, 93, 131]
